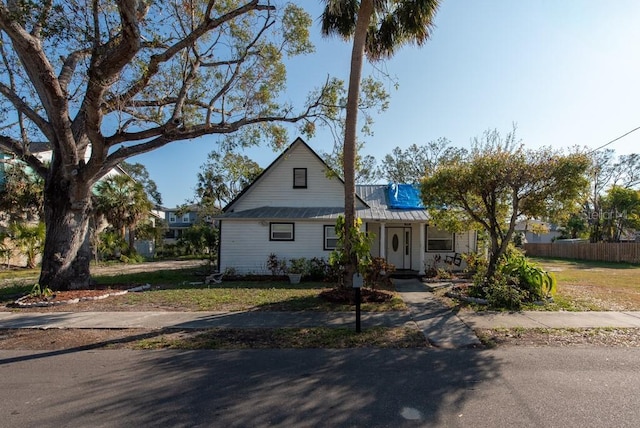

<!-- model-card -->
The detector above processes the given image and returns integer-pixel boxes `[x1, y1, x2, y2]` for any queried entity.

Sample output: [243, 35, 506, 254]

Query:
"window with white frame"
[182, 213, 190, 223]
[169, 213, 177, 223]
[324, 225, 338, 250]
[426, 226, 455, 252]
[293, 168, 307, 188]
[270, 223, 294, 241]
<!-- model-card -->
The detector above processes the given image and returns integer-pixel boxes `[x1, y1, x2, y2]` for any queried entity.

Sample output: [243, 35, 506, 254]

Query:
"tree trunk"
[128, 226, 135, 252]
[38, 172, 94, 291]
[342, 0, 374, 289]
[485, 237, 501, 284]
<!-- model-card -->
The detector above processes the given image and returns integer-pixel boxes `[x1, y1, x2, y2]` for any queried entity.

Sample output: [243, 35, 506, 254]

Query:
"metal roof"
[218, 184, 430, 222]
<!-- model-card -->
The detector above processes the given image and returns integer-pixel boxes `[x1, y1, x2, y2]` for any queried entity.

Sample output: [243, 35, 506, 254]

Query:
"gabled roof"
[219, 185, 430, 222]
[218, 137, 430, 222]
[222, 137, 368, 213]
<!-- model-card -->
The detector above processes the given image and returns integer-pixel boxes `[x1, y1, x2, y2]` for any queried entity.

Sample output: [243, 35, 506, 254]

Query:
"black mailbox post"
[353, 273, 363, 333]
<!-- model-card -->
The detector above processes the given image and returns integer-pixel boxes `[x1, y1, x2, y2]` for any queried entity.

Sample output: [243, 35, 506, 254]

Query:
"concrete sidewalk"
[0, 311, 412, 330]
[458, 310, 640, 329]
[393, 278, 482, 348]
[393, 278, 640, 347]
[1, 278, 639, 349]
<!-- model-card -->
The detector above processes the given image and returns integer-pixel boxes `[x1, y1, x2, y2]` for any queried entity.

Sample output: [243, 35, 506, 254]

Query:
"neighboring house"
[515, 219, 562, 244]
[216, 137, 478, 275]
[162, 204, 213, 244]
[0, 143, 126, 183]
[0, 145, 147, 264]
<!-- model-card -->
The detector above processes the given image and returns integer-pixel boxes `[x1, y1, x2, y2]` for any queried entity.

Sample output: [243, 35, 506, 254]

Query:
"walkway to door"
[392, 278, 481, 348]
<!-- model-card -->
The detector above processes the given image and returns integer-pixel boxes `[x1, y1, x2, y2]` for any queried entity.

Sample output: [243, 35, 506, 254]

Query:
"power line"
[588, 125, 640, 154]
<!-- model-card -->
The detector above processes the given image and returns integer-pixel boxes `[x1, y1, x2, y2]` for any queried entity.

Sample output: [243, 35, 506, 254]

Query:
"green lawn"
[0, 264, 405, 312]
[106, 281, 405, 312]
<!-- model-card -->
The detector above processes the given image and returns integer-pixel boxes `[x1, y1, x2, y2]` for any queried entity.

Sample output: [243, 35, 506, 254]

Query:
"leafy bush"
[423, 254, 441, 278]
[96, 229, 127, 261]
[470, 247, 556, 309]
[288, 257, 309, 275]
[462, 252, 486, 273]
[499, 250, 556, 301]
[363, 257, 395, 289]
[266, 253, 286, 276]
[328, 216, 373, 288]
[29, 283, 52, 298]
[484, 278, 525, 310]
[160, 243, 182, 258]
[308, 257, 329, 280]
[436, 268, 452, 280]
[120, 252, 145, 264]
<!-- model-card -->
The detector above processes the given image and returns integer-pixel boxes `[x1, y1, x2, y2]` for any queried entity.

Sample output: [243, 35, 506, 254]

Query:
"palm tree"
[94, 174, 153, 253]
[322, 0, 440, 286]
[9, 222, 45, 268]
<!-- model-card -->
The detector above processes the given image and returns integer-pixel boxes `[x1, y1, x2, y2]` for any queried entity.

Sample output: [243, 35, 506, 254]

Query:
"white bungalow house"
[216, 137, 477, 275]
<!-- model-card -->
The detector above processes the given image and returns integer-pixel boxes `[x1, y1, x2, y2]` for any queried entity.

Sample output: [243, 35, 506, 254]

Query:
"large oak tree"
[0, 0, 339, 290]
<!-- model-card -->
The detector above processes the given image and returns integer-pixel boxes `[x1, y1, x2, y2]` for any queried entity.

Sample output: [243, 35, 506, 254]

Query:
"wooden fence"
[523, 243, 640, 264]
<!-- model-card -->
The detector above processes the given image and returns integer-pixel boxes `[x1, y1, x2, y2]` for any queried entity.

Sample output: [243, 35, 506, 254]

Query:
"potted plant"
[287, 257, 308, 284]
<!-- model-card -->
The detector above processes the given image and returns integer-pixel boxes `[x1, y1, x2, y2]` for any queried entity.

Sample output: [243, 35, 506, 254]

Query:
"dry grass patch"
[477, 327, 640, 348]
[133, 326, 428, 349]
[0, 327, 428, 350]
[532, 258, 640, 311]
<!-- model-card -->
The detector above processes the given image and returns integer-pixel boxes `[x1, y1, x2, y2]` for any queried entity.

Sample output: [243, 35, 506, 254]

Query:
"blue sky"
[132, 0, 640, 208]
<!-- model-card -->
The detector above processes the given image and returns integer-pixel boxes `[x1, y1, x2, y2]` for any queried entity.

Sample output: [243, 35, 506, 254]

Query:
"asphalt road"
[0, 347, 638, 427]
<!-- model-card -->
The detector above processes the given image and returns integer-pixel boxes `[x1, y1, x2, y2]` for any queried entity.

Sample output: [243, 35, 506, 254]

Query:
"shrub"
[120, 252, 145, 264]
[267, 253, 286, 276]
[287, 257, 309, 275]
[328, 216, 373, 288]
[484, 279, 525, 310]
[470, 247, 556, 309]
[363, 257, 395, 289]
[499, 249, 556, 301]
[308, 257, 329, 280]
[436, 268, 452, 280]
[424, 254, 442, 278]
[462, 252, 486, 273]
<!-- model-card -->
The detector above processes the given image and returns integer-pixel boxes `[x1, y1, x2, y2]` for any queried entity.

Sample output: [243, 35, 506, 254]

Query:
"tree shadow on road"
[20, 347, 501, 427]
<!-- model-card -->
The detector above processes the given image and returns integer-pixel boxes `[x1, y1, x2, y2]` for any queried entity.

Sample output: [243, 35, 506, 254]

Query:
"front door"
[386, 227, 411, 269]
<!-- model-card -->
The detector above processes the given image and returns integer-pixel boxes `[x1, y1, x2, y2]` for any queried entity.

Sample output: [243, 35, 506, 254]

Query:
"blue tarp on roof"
[388, 183, 424, 209]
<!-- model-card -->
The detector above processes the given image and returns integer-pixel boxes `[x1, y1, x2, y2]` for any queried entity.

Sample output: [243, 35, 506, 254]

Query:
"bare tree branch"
[0, 5, 72, 151]
[0, 135, 48, 176]
[110, 1, 275, 109]
[58, 49, 91, 93]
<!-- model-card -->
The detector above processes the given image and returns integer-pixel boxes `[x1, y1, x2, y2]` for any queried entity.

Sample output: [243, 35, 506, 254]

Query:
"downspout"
[217, 220, 222, 273]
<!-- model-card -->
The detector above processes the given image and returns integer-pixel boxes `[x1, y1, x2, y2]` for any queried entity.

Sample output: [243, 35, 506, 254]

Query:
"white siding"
[410, 225, 421, 271]
[368, 223, 381, 256]
[220, 220, 335, 274]
[230, 142, 366, 211]
[423, 230, 477, 271]
[455, 231, 477, 254]
[221, 218, 477, 274]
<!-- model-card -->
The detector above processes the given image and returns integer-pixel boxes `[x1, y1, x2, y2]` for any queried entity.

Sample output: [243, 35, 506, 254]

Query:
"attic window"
[293, 168, 307, 188]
